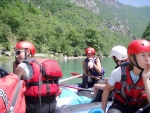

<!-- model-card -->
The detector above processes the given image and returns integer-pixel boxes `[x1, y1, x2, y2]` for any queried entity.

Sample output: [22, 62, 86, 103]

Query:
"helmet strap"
[24, 49, 27, 59]
[130, 55, 144, 71]
[113, 57, 119, 68]
[24, 49, 31, 59]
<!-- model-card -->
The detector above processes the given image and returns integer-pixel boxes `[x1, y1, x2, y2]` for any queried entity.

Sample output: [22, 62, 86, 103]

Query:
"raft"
[54, 86, 112, 113]
[55, 101, 112, 113]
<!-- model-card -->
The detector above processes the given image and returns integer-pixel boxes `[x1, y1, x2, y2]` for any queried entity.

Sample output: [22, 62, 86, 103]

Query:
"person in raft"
[93, 45, 128, 102]
[13, 41, 62, 113]
[102, 39, 150, 113]
[81, 47, 105, 88]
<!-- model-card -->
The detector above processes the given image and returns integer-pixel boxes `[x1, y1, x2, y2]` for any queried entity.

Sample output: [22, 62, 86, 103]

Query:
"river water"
[0, 57, 115, 84]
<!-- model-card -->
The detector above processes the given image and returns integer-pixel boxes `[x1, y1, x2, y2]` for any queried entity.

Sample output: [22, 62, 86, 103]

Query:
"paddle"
[59, 74, 83, 83]
[71, 72, 83, 78]
[60, 84, 94, 92]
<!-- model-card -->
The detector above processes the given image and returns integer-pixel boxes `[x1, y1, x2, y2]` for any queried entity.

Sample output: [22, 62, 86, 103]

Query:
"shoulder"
[18, 62, 33, 80]
[18, 62, 33, 73]
[94, 56, 101, 62]
[108, 67, 122, 86]
[84, 58, 88, 61]
[18, 62, 31, 69]
[111, 67, 122, 78]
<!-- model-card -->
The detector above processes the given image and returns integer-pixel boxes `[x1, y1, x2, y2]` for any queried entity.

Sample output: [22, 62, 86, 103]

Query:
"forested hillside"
[143, 22, 150, 40]
[0, 0, 150, 57]
[71, 0, 150, 37]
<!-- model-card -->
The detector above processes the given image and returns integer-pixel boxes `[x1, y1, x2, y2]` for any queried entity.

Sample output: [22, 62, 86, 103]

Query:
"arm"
[14, 66, 26, 79]
[83, 60, 90, 76]
[142, 69, 150, 103]
[102, 82, 113, 113]
[93, 58, 103, 74]
[102, 67, 121, 112]
[13, 61, 18, 73]
[94, 79, 108, 90]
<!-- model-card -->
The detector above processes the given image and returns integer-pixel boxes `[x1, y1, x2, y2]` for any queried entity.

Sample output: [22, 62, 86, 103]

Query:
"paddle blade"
[71, 72, 83, 78]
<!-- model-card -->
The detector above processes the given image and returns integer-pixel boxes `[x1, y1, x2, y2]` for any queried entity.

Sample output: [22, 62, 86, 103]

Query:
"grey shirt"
[18, 62, 33, 80]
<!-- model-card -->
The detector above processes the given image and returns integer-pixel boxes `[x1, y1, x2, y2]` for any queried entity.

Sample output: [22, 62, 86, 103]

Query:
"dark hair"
[128, 55, 134, 70]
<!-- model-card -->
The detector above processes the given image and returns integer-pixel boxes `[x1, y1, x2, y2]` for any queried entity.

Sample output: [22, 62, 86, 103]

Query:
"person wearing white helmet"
[92, 45, 128, 102]
[111, 45, 128, 68]
[102, 39, 150, 113]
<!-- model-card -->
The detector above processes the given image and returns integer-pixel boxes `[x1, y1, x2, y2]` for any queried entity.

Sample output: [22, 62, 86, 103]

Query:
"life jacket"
[0, 68, 26, 113]
[113, 62, 147, 106]
[23, 58, 63, 97]
[85, 57, 105, 76]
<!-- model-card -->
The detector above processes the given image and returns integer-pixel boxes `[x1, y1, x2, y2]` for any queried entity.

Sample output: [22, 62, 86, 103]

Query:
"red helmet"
[85, 47, 96, 54]
[15, 41, 36, 55]
[127, 39, 150, 55]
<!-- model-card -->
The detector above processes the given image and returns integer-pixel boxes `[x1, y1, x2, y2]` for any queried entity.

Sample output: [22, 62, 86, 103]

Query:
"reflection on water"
[0, 57, 115, 84]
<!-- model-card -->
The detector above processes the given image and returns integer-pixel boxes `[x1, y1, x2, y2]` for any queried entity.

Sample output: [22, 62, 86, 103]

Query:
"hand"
[92, 76, 100, 80]
[88, 59, 94, 69]
[94, 88, 98, 95]
[101, 108, 106, 113]
[142, 67, 150, 80]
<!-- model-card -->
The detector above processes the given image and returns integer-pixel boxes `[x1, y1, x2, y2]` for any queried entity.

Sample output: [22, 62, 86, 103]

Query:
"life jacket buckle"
[39, 81, 43, 85]
[126, 85, 130, 92]
[52, 80, 54, 84]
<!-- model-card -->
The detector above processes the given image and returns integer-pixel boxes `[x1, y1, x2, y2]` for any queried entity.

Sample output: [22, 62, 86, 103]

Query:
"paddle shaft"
[59, 74, 82, 83]
[60, 84, 94, 92]
[71, 72, 83, 78]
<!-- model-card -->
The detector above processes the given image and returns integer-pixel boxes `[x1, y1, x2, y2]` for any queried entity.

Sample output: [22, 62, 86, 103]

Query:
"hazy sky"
[117, 0, 150, 7]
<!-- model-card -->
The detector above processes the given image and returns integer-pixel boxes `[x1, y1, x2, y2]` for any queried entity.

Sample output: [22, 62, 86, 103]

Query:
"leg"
[92, 89, 103, 102]
[108, 102, 127, 113]
[81, 75, 89, 88]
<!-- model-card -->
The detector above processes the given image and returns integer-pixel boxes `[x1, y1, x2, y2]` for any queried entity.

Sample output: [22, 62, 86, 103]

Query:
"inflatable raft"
[54, 86, 112, 113]
[55, 101, 112, 113]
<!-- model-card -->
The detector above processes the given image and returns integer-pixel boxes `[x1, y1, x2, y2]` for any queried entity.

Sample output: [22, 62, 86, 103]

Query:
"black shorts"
[108, 99, 139, 113]
[26, 95, 57, 113]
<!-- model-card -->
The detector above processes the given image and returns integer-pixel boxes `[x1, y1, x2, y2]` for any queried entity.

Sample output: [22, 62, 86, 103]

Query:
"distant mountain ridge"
[0, 0, 150, 56]
[70, 0, 150, 37]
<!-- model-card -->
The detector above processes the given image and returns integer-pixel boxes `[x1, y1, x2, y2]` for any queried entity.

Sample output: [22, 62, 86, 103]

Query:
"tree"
[143, 22, 150, 40]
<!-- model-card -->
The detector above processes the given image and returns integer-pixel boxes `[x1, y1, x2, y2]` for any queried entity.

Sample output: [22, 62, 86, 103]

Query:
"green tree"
[143, 22, 150, 40]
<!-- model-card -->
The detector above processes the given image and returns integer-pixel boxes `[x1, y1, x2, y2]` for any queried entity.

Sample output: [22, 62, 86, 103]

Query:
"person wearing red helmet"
[102, 39, 150, 113]
[92, 45, 128, 102]
[13, 41, 57, 113]
[13, 41, 36, 72]
[81, 47, 105, 88]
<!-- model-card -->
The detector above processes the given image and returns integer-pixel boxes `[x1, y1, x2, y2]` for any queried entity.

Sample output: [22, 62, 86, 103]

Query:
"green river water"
[0, 57, 115, 84]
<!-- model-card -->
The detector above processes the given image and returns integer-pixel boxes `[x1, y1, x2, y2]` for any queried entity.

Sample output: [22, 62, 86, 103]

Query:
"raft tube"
[54, 101, 112, 113]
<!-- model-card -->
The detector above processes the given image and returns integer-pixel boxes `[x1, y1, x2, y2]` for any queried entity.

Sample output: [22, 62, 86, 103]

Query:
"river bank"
[0, 51, 106, 60]
[0, 52, 87, 60]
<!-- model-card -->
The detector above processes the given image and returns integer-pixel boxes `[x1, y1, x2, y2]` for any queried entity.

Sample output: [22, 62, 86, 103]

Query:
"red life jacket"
[24, 58, 63, 97]
[0, 68, 26, 113]
[113, 63, 146, 105]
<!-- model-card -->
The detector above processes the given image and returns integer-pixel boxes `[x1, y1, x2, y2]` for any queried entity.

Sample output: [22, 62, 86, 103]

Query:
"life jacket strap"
[126, 84, 145, 90]
[26, 80, 58, 87]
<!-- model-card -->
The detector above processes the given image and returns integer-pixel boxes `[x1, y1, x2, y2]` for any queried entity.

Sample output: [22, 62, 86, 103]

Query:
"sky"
[116, 0, 150, 7]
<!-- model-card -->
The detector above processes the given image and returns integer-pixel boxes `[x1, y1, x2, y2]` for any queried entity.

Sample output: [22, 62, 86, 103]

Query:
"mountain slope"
[0, 0, 149, 56]
[71, 0, 150, 37]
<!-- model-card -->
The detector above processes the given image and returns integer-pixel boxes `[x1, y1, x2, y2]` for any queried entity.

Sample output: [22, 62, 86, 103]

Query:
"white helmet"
[111, 46, 128, 61]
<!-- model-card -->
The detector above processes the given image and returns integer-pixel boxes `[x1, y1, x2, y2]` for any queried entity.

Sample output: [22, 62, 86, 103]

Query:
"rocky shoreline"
[35, 54, 86, 60]
[0, 52, 87, 60]
[0, 51, 106, 60]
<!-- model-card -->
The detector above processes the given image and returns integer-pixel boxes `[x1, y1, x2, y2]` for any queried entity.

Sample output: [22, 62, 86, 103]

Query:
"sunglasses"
[15, 50, 25, 56]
